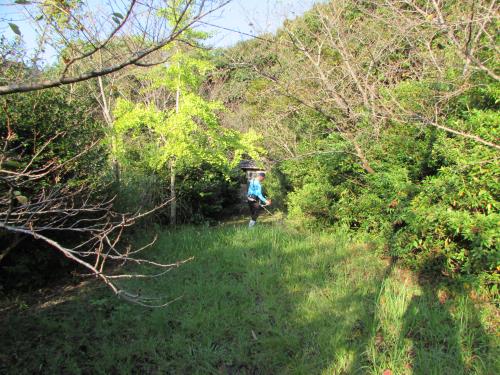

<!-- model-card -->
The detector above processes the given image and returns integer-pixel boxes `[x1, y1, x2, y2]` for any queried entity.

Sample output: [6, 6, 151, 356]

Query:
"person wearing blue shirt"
[247, 172, 271, 228]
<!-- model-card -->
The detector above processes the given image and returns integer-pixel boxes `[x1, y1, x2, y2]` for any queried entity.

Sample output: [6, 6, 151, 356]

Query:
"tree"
[0, 1, 238, 300]
[0, 0, 231, 95]
[0, 1, 240, 300]
[113, 49, 263, 224]
[0, 86, 193, 305]
[222, 0, 498, 178]
[207, 0, 499, 282]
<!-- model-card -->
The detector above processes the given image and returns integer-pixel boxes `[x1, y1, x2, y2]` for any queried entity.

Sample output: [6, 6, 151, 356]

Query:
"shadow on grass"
[346, 256, 397, 375]
[0, 224, 496, 374]
[399, 256, 495, 375]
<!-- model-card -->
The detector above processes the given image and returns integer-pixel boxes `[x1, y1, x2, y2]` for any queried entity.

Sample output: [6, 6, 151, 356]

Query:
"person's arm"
[255, 182, 267, 204]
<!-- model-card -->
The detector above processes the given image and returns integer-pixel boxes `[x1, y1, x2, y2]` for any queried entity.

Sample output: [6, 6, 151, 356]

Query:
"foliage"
[0, 89, 104, 183]
[1, 0, 223, 94]
[287, 178, 336, 228]
[210, 1, 500, 289]
[0, 86, 107, 289]
[1, 3, 498, 371]
[111, 49, 264, 221]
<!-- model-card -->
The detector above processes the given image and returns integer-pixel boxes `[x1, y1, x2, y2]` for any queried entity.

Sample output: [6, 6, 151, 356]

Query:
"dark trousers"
[248, 200, 260, 221]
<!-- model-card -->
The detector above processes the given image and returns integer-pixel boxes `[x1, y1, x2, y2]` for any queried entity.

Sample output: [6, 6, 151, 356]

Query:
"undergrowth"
[1, 222, 498, 374]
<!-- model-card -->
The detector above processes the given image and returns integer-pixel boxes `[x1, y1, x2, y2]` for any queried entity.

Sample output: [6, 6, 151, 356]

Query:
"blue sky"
[1, 0, 317, 61]
[204, 0, 317, 47]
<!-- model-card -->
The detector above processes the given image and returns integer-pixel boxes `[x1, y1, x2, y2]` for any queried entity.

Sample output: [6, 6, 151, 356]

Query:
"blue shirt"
[247, 178, 267, 204]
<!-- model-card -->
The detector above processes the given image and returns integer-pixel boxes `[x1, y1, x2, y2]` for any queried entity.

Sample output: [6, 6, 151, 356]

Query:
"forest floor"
[0, 218, 498, 374]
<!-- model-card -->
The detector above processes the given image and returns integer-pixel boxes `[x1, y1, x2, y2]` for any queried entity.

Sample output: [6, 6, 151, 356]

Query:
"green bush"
[261, 167, 289, 210]
[392, 162, 499, 284]
[334, 166, 412, 233]
[0, 87, 108, 291]
[281, 88, 499, 290]
[287, 179, 335, 228]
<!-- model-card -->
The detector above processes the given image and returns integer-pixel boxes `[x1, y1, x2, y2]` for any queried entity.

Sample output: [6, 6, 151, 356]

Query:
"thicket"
[0, 85, 108, 289]
[108, 47, 263, 223]
[210, 0, 499, 291]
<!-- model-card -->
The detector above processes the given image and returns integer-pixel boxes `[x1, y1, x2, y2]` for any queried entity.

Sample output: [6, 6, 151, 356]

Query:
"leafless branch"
[1, 121, 185, 306]
[0, 0, 232, 95]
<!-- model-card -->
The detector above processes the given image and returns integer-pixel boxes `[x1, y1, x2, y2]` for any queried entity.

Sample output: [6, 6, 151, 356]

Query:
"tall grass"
[1, 223, 498, 374]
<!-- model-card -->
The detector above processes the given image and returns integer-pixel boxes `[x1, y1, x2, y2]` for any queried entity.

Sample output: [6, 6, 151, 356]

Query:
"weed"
[0, 223, 497, 374]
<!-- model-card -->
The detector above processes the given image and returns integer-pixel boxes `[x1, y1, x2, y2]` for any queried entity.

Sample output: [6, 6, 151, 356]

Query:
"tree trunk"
[97, 75, 121, 185]
[352, 140, 375, 174]
[112, 160, 121, 185]
[169, 67, 181, 226]
[170, 160, 176, 226]
[345, 132, 375, 174]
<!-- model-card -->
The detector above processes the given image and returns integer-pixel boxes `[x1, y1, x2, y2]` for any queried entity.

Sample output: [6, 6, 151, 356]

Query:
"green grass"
[1, 222, 498, 374]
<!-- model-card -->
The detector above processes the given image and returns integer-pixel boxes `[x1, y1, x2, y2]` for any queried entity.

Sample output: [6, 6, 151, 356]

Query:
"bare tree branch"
[0, 0, 232, 95]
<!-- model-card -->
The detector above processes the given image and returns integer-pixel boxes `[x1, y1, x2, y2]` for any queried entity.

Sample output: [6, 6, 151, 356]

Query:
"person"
[247, 172, 271, 228]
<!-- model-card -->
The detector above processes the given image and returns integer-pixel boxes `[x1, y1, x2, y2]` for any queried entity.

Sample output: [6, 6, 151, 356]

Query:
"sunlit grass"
[1, 222, 498, 374]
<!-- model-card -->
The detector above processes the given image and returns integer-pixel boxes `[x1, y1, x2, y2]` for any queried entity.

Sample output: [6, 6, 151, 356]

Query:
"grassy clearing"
[1, 221, 498, 374]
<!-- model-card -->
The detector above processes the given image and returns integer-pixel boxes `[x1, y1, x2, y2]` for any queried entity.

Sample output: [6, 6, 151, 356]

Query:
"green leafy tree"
[113, 49, 263, 223]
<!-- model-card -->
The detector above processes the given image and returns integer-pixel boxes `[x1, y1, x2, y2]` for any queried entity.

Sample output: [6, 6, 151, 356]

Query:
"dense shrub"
[0, 88, 108, 291]
[281, 82, 499, 289]
[287, 179, 336, 228]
